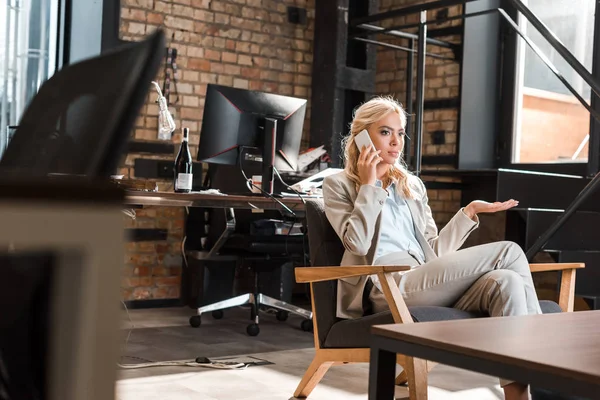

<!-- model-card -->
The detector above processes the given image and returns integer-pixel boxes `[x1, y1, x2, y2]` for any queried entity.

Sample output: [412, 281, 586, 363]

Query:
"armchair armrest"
[295, 265, 411, 283]
[530, 263, 585, 313]
[295, 265, 413, 324]
[529, 263, 584, 273]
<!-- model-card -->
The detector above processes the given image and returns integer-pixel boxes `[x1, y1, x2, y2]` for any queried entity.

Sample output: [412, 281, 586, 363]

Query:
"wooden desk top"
[373, 310, 600, 386]
[124, 190, 307, 212]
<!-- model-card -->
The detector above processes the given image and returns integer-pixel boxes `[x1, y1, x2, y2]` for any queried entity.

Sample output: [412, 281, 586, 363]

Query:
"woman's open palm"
[468, 199, 519, 214]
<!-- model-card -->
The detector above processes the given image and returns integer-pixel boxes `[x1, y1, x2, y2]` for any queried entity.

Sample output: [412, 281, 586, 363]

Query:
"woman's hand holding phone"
[356, 130, 382, 186]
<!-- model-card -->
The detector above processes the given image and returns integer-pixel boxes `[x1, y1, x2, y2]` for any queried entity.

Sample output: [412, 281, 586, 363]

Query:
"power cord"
[119, 300, 146, 367]
[181, 206, 189, 268]
[118, 300, 248, 370]
[273, 167, 309, 268]
[118, 358, 248, 370]
[237, 146, 296, 218]
[121, 209, 136, 220]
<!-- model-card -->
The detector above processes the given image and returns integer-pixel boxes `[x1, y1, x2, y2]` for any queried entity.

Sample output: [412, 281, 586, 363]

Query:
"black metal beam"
[352, 37, 455, 61]
[422, 155, 457, 166]
[59, 0, 72, 67]
[404, 38, 414, 167]
[421, 179, 462, 190]
[127, 140, 175, 155]
[309, 0, 349, 166]
[588, 0, 600, 176]
[428, 26, 463, 38]
[102, 0, 127, 51]
[336, 66, 376, 92]
[423, 98, 460, 110]
[350, 0, 477, 27]
[125, 228, 169, 242]
[414, 11, 427, 176]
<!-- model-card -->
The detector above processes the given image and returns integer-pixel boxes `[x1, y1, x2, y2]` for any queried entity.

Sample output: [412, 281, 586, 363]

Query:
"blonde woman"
[322, 96, 540, 400]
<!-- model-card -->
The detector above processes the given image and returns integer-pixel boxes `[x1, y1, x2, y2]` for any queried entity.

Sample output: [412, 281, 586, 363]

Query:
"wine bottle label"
[176, 173, 193, 190]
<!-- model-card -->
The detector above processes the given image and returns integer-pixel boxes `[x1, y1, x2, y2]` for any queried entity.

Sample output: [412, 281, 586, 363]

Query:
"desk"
[369, 310, 600, 400]
[123, 189, 313, 327]
[124, 190, 307, 212]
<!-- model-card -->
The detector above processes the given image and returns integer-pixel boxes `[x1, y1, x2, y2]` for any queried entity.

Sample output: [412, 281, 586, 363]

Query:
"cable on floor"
[117, 357, 248, 370]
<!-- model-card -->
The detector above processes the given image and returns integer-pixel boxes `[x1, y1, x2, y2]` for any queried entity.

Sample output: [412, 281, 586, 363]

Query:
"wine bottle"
[174, 127, 193, 193]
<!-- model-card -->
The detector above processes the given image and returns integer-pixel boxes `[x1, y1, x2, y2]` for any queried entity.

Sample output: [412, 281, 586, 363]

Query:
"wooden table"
[369, 310, 600, 399]
[124, 190, 307, 212]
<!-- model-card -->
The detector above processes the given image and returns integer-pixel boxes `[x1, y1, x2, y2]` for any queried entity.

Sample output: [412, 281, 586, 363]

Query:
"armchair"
[294, 199, 583, 399]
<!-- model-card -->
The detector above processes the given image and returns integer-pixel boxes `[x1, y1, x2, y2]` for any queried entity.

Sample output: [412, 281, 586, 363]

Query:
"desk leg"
[369, 343, 396, 400]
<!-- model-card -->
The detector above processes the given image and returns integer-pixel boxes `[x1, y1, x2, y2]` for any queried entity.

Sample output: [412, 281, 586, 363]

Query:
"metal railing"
[350, 0, 600, 174]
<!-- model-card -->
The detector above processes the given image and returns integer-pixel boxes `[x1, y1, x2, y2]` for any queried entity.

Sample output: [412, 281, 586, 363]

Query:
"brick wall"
[119, 0, 315, 301]
[122, 207, 185, 300]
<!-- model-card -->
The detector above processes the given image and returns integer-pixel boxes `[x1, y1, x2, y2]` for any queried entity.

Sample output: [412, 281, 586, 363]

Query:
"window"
[512, 0, 595, 164]
[0, 0, 60, 156]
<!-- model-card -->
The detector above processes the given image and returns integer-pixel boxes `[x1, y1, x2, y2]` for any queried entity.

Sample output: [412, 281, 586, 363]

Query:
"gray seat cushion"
[323, 300, 562, 348]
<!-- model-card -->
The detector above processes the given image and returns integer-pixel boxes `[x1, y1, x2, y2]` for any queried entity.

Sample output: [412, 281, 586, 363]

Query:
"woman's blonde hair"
[341, 96, 413, 198]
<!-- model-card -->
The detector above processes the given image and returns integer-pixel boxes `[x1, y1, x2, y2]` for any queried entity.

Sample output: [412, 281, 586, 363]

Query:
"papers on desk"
[290, 167, 343, 193]
[189, 189, 227, 196]
[297, 145, 327, 172]
[280, 192, 322, 198]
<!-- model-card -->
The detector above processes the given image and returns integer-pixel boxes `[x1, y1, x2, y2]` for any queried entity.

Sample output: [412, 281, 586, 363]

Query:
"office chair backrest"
[305, 199, 345, 347]
[0, 30, 165, 178]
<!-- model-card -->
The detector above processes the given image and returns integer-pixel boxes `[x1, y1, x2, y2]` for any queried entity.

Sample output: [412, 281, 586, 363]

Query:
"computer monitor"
[0, 30, 165, 178]
[197, 84, 307, 194]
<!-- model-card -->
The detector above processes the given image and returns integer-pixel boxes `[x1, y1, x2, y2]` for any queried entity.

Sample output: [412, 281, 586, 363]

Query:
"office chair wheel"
[246, 323, 260, 336]
[276, 310, 289, 321]
[300, 319, 313, 332]
[189, 315, 201, 328]
[212, 310, 224, 319]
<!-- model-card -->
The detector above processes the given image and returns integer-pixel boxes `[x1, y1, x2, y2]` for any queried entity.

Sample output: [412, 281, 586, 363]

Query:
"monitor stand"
[261, 118, 277, 195]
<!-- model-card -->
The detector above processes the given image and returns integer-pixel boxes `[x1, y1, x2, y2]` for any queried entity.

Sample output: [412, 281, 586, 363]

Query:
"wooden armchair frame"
[293, 262, 584, 399]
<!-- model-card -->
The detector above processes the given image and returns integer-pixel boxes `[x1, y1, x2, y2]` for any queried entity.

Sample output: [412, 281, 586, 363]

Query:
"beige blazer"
[322, 170, 479, 319]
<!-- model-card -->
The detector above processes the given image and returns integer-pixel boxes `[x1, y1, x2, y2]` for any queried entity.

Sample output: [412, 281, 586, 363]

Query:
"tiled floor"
[116, 306, 505, 400]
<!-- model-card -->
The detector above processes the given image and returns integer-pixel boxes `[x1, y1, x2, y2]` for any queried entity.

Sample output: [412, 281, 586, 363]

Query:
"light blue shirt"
[374, 180, 425, 263]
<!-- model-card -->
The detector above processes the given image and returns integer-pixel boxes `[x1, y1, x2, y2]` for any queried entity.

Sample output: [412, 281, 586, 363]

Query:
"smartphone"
[355, 129, 375, 153]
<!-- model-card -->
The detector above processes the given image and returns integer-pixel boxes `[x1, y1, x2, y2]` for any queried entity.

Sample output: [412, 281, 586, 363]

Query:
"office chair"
[0, 29, 165, 178]
[187, 206, 312, 336]
[186, 165, 312, 336]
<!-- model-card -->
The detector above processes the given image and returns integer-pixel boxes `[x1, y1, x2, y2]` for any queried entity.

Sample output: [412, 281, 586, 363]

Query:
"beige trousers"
[371, 241, 542, 387]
